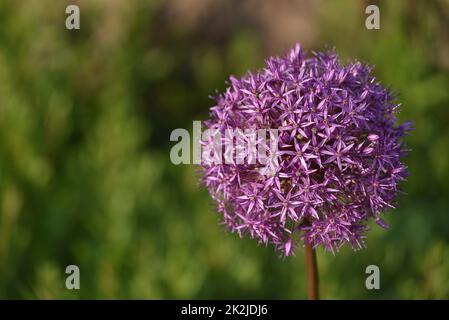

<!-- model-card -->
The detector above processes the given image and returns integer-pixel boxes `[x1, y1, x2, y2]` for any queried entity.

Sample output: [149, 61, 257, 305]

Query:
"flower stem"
[304, 242, 319, 300]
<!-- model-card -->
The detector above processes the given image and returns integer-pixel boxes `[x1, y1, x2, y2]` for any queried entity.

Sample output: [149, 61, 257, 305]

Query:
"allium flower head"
[201, 44, 412, 256]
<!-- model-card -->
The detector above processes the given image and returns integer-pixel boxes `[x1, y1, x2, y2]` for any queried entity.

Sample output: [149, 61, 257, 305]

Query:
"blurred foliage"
[0, 0, 448, 299]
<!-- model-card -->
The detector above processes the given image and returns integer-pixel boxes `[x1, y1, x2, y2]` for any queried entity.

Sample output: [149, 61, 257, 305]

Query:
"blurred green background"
[0, 0, 448, 299]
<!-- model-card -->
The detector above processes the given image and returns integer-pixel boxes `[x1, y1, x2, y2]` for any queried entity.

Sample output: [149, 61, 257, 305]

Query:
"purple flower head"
[200, 44, 412, 256]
